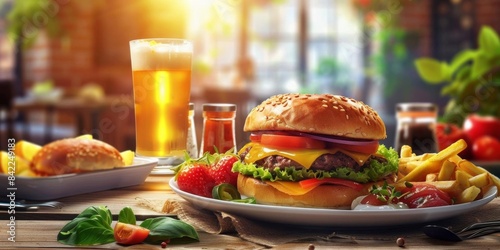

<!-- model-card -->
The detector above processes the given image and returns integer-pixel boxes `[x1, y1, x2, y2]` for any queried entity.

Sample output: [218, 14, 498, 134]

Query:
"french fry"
[449, 154, 462, 165]
[398, 139, 467, 182]
[469, 172, 490, 189]
[479, 167, 500, 192]
[455, 170, 472, 190]
[457, 186, 481, 203]
[398, 159, 443, 182]
[400, 145, 413, 158]
[457, 160, 484, 176]
[426, 173, 437, 182]
[432, 139, 468, 161]
[399, 161, 423, 175]
[431, 180, 463, 199]
[437, 160, 456, 181]
[421, 153, 437, 161]
[398, 155, 425, 164]
[397, 139, 500, 204]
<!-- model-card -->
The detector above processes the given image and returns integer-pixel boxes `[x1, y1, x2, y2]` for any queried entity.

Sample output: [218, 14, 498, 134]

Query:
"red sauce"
[200, 104, 236, 155]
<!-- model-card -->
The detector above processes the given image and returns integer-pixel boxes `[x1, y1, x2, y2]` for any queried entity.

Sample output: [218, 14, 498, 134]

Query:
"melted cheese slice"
[242, 143, 372, 169]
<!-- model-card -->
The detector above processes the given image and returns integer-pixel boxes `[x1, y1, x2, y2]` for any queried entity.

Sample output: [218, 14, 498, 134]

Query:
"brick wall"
[23, 0, 188, 94]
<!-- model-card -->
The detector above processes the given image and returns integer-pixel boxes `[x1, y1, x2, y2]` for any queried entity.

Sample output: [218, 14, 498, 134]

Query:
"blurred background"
[0, 0, 499, 153]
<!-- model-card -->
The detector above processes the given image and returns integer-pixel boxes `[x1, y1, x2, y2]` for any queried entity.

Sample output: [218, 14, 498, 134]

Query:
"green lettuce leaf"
[232, 145, 398, 183]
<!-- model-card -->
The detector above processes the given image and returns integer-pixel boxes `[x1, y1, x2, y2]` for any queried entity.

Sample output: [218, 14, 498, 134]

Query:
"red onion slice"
[251, 131, 378, 146]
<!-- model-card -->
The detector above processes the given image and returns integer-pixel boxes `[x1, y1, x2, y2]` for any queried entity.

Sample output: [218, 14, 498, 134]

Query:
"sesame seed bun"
[244, 93, 386, 140]
[31, 138, 124, 176]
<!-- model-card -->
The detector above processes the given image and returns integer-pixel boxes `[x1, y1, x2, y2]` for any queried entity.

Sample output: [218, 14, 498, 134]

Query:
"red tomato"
[360, 194, 388, 206]
[463, 114, 500, 143]
[260, 134, 325, 149]
[472, 136, 500, 161]
[249, 133, 262, 142]
[435, 123, 471, 158]
[398, 183, 452, 208]
[114, 222, 150, 245]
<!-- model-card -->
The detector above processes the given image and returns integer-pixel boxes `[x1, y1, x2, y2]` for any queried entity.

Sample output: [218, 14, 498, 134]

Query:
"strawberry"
[176, 162, 215, 198]
[209, 155, 239, 186]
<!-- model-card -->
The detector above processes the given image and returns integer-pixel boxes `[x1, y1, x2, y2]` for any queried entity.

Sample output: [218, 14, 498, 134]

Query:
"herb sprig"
[57, 206, 199, 246]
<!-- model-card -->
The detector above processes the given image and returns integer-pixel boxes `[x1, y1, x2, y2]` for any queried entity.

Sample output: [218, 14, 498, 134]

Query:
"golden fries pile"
[397, 139, 500, 204]
[1, 135, 135, 177]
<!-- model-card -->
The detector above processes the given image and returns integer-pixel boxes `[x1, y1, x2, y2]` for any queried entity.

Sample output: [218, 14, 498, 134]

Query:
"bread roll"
[31, 138, 124, 176]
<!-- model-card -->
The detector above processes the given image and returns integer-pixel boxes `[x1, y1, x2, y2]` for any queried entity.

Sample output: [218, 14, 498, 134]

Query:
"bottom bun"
[237, 174, 373, 209]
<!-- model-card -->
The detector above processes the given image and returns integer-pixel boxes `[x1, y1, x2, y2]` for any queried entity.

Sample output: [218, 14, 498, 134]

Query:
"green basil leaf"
[140, 217, 199, 244]
[60, 218, 115, 246]
[414, 58, 449, 84]
[57, 206, 114, 246]
[118, 206, 136, 225]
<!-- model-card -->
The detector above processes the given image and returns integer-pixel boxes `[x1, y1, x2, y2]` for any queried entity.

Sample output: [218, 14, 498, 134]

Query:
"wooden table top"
[1, 174, 499, 249]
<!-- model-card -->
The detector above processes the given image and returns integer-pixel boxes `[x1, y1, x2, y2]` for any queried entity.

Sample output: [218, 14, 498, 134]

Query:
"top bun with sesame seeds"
[232, 93, 399, 208]
[244, 93, 386, 140]
[31, 138, 124, 176]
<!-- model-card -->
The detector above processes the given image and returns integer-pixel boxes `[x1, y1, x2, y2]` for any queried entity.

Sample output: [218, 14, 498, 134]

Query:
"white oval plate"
[0, 157, 157, 201]
[170, 178, 497, 227]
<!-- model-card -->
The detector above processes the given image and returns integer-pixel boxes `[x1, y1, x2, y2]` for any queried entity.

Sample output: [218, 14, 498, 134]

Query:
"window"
[188, 0, 364, 100]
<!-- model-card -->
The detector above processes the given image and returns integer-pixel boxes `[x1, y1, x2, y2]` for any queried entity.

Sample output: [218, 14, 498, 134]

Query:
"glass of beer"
[129, 38, 192, 165]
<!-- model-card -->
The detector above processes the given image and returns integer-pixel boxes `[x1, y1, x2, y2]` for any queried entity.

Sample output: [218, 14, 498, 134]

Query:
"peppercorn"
[308, 244, 315, 250]
[161, 241, 168, 248]
[396, 237, 405, 247]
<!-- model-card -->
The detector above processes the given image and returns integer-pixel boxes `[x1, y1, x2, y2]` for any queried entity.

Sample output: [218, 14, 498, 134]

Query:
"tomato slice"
[260, 134, 325, 149]
[114, 222, 150, 245]
[398, 183, 452, 208]
[249, 133, 262, 142]
[360, 194, 387, 206]
[299, 177, 364, 191]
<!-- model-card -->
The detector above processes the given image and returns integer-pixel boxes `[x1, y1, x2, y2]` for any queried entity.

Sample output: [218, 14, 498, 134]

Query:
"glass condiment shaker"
[199, 103, 237, 156]
[394, 103, 438, 156]
[186, 103, 198, 158]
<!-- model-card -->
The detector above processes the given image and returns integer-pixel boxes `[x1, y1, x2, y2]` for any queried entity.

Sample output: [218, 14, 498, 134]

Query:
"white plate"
[169, 178, 497, 227]
[0, 157, 158, 201]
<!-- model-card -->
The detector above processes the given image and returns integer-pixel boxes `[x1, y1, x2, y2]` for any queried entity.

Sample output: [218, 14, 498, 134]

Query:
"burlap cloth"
[137, 197, 500, 248]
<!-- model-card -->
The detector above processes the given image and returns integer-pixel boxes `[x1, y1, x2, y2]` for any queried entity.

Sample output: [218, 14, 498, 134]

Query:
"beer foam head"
[130, 39, 192, 70]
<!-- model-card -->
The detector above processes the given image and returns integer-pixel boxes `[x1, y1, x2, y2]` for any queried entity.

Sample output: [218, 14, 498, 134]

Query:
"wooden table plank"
[3, 174, 500, 249]
[0, 220, 263, 249]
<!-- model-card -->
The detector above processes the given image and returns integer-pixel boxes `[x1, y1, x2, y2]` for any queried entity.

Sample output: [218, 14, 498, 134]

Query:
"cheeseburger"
[232, 93, 398, 208]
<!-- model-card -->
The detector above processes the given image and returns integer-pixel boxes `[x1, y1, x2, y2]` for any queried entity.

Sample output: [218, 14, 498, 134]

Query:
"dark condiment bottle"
[199, 103, 237, 156]
[395, 103, 438, 156]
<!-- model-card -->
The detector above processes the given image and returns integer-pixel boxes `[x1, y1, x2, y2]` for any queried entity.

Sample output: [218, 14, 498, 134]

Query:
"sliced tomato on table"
[260, 134, 326, 149]
[114, 222, 150, 245]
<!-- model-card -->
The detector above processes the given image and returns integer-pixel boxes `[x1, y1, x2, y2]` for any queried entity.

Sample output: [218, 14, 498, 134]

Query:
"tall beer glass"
[129, 38, 192, 164]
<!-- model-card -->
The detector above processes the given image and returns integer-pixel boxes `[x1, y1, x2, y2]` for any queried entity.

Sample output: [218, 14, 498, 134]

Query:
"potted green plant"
[415, 26, 500, 161]
[414, 26, 500, 126]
